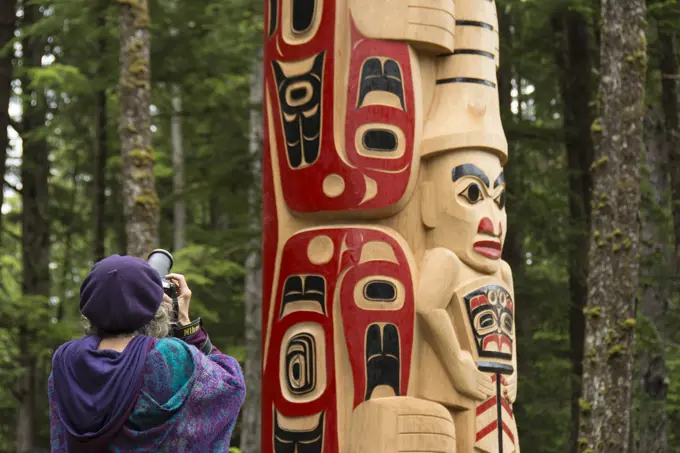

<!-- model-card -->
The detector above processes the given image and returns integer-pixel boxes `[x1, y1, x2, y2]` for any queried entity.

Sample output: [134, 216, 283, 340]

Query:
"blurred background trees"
[0, 0, 677, 452]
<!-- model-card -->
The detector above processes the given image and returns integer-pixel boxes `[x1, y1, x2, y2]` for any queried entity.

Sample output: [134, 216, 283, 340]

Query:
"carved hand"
[503, 372, 517, 404]
[349, 0, 455, 54]
[347, 397, 456, 453]
[457, 350, 496, 401]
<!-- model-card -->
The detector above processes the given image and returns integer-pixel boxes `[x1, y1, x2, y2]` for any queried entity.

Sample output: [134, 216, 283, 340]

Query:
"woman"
[48, 254, 246, 452]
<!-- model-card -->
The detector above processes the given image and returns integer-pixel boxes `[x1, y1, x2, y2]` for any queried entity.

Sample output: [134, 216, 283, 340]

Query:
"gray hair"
[81, 297, 174, 339]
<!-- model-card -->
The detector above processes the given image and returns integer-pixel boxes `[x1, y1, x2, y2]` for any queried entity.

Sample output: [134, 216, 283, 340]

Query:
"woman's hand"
[164, 273, 192, 325]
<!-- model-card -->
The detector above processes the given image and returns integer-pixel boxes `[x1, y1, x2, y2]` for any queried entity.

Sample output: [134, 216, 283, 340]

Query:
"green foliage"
[0, 0, 262, 449]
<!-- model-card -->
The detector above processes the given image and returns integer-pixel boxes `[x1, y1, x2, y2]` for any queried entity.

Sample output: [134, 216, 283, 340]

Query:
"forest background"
[0, 0, 674, 452]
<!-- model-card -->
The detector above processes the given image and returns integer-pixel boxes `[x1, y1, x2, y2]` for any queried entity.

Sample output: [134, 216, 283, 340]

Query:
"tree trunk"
[578, 1, 647, 452]
[17, 2, 50, 450]
[93, 0, 108, 262]
[551, 11, 595, 453]
[0, 0, 16, 237]
[661, 31, 680, 277]
[118, 0, 159, 258]
[635, 110, 669, 453]
[240, 47, 263, 453]
[172, 84, 185, 251]
[633, 27, 680, 453]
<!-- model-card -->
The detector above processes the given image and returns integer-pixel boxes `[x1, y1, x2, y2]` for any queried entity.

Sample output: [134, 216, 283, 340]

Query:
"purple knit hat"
[80, 254, 164, 333]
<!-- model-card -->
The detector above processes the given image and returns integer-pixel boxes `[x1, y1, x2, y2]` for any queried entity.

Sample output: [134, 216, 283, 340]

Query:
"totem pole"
[261, 0, 518, 451]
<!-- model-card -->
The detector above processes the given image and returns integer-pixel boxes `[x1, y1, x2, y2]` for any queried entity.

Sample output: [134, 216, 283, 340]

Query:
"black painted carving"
[365, 324, 400, 400]
[436, 77, 496, 88]
[464, 285, 514, 360]
[362, 129, 398, 152]
[269, 0, 278, 37]
[452, 164, 490, 187]
[292, 0, 315, 33]
[455, 19, 495, 31]
[358, 58, 405, 110]
[363, 280, 397, 302]
[477, 361, 514, 375]
[274, 411, 325, 453]
[286, 333, 316, 395]
[453, 49, 495, 59]
[280, 275, 326, 317]
[272, 53, 324, 169]
[493, 171, 505, 188]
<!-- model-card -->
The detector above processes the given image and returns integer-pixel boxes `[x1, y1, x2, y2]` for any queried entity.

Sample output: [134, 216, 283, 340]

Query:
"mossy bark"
[635, 110, 669, 453]
[241, 46, 263, 453]
[118, 0, 159, 258]
[661, 29, 680, 282]
[578, 1, 648, 452]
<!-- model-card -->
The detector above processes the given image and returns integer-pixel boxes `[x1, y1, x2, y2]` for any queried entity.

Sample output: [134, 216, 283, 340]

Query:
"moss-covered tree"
[578, 0, 648, 451]
[119, 0, 159, 257]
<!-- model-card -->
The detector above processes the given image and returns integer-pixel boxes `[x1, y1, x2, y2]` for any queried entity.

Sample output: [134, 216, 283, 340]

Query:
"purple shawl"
[49, 333, 246, 452]
[51, 335, 156, 452]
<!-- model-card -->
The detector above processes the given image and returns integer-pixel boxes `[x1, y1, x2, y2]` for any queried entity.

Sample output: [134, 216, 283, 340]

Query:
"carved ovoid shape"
[279, 322, 328, 403]
[265, 0, 418, 214]
[286, 333, 316, 395]
[292, 0, 316, 33]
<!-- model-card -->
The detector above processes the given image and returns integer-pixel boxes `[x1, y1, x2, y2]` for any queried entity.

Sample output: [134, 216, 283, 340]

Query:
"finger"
[162, 293, 173, 303]
[477, 382, 493, 398]
[473, 389, 487, 400]
[165, 273, 189, 292]
[481, 380, 495, 395]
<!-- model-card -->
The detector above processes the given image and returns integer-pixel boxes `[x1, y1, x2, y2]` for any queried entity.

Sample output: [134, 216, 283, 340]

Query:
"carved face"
[425, 150, 507, 274]
[465, 285, 514, 359]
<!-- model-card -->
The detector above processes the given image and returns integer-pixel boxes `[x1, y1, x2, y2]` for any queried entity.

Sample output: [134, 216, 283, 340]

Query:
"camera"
[147, 249, 179, 325]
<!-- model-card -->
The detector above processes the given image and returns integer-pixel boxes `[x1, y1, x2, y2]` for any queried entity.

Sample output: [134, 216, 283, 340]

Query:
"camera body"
[146, 249, 179, 325]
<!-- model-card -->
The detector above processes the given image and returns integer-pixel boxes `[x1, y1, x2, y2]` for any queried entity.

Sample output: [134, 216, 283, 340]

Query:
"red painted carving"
[338, 230, 415, 408]
[264, 0, 417, 214]
[475, 376, 515, 448]
[261, 227, 416, 452]
[262, 0, 419, 449]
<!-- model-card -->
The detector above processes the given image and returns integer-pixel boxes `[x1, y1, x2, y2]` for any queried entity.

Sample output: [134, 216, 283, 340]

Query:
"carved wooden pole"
[261, 0, 517, 452]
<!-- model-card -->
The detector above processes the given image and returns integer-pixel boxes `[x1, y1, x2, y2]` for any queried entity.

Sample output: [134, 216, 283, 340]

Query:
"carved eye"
[488, 291, 498, 305]
[480, 313, 495, 328]
[501, 312, 513, 336]
[495, 190, 507, 210]
[460, 182, 483, 204]
[474, 309, 498, 335]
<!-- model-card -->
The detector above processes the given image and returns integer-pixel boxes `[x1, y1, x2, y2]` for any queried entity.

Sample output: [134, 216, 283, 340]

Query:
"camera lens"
[147, 249, 174, 278]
